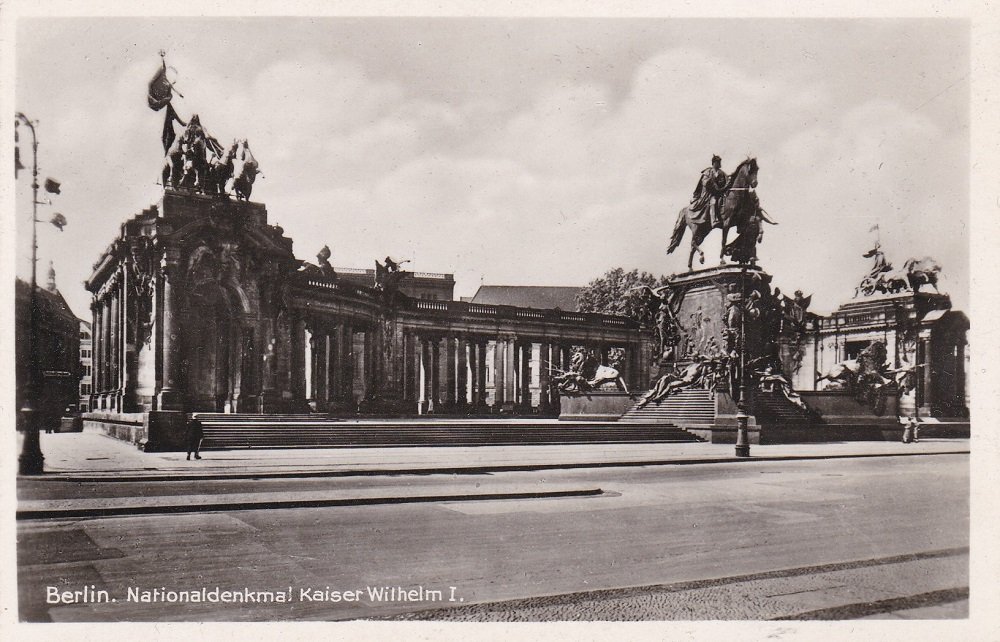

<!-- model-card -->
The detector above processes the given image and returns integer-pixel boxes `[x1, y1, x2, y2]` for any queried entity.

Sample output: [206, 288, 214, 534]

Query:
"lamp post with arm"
[16, 112, 44, 474]
[734, 265, 752, 457]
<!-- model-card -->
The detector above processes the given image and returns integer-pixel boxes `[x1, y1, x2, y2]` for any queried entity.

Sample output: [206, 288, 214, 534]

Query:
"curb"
[28, 449, 971, 483]
[16, 488, 604, 521]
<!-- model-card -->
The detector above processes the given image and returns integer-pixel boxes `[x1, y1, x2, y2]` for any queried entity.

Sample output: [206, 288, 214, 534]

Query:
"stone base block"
[82, 412, 146, 447]
[559, 391, 635, 421]
[142, 410, 188, 452]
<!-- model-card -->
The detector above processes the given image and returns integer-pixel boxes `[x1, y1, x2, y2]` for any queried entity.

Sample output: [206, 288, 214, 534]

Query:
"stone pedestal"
[141, 410, 188, 452]
[559, 391, 635, 421]
[664, 263, 772, 362]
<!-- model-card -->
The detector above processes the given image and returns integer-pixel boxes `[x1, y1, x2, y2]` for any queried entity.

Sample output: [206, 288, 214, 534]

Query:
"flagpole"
[16, 111, 44, 475]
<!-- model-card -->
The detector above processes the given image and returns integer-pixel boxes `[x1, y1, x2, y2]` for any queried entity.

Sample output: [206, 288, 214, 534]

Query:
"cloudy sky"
[11, 11, 970, 319]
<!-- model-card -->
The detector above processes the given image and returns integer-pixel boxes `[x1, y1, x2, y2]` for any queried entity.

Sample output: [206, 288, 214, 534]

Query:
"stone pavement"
[392, 548, 969, 621]
[22, 429, 969, 480]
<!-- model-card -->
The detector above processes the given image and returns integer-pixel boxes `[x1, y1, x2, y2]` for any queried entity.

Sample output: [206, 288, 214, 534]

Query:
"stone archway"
[183, 283, 240, 412]
[179, 243, 262, 413]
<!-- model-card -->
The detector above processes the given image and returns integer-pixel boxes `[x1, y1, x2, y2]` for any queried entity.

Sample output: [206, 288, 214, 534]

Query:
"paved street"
[16, 436, 969, 622]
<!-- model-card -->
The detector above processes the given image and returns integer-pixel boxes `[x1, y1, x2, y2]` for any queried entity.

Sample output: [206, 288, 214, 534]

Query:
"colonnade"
[90, 264, 132, 413]
[292, 319, 641, 415]
[301, 321, 360, 412]
[403, 332, 638, 415]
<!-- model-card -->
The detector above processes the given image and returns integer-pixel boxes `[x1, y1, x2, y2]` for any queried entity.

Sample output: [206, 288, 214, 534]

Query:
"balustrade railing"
[294, 272, 637, 329]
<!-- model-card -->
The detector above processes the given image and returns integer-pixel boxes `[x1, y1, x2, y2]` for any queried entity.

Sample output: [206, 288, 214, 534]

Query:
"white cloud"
[14, 24, 969, 320]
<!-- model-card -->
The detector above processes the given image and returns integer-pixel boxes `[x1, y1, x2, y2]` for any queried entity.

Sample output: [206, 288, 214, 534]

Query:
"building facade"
[82, 189, 969, 450]
[15, 267, 82, 431]
[78, 320, 93, 411]
[795, 291, 969, 418]
[84, 190, 650, 449]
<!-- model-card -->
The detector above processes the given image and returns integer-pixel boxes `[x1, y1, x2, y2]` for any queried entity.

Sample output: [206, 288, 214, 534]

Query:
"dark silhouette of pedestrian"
[186, 415, 203, 460]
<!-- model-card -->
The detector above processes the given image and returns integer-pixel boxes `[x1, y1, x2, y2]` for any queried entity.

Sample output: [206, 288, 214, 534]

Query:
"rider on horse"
[690, 155, 728, 228]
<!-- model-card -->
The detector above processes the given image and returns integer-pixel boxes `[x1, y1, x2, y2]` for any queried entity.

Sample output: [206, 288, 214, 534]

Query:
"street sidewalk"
[21, 429, 969, 481]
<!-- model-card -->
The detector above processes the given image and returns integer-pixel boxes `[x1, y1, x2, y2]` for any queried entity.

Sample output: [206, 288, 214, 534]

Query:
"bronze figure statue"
[230, 139, 260, 201]
[722, 196, 777, 266]
[855, 241, 943, 297]
[690, 155, 728, 228]
[667, 157, 769, 271]
[550, 350, 629, 395]
[635, 354, 722, 409]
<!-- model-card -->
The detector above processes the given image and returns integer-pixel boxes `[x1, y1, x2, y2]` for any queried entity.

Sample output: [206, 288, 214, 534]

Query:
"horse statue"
[667, 157, 767, 271]
[903, 257, 941, 293]
[180, 131, 209, 189]
[230, 139, 260, 201]
[205, 139, 238, 196]
[816, 343, 892, 391]
[816, 340, 894, 413]
[856, 256, 942, 297]
[161, 135, 185, 188]
[551, 351, 630, 395]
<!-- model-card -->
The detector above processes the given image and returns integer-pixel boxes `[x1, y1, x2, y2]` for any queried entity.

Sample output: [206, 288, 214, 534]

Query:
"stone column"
[445, 335, 457, 410]
[430, 336, 441, 412]
[538, 342, 551, 414]
[104, 294, 113, 405]
[467, 337, 477, 407]
[290, 315, 306, 411]
[108, 282, 118, 410]
[457, 336, 469, 409]
[477, 341, 488, 410]
[403, 331, 416, 404]
[100, 296, 110, 405]
[493, 338, 505, 410]
[503, 336, 516, 413]
[368, 327, 379, 403]
[328, 326, 342, 409]
[156, 253, 184, 411]
[119, 271, 133, 411]
[519, 342, 532, 411]
[413, 333, 424, 410]
[419, 336, 431, 414]
[305, 326, 315, 404]
[314, 330, 328, 412]
[550, 342, 564, 412]
[340, 324, 354, 407]
[329, 331, 341, 410]
[920, 337, 933, 414]
[93, 297, 103, 402]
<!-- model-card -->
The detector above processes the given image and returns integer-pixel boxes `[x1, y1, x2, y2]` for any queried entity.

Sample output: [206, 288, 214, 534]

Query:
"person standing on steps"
[186, 414, 204, 460]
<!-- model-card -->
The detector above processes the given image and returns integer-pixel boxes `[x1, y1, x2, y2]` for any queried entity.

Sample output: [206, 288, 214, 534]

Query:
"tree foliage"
[575, 267, 672, 326]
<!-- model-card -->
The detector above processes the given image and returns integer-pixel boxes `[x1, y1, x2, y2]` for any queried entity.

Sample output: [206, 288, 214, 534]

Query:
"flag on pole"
[868, 223, 879, 233]
[149, 58, 187, 152]
[49, 213, 67, 231]
[147, 60, 174, 111]
[44, 178, 61, 194]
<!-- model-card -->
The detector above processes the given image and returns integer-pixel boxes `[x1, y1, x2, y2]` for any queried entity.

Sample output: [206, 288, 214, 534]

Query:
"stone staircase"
[195, 413, 701, 449]
[618, 388, 716, 428]
[753, 391, 814, 422]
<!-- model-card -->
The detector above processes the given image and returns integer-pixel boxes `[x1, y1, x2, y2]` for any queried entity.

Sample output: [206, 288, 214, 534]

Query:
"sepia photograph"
[3, 1, 996, 639]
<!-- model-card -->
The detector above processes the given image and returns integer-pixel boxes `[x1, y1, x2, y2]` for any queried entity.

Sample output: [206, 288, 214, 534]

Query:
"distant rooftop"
[469, 285, 581, 311]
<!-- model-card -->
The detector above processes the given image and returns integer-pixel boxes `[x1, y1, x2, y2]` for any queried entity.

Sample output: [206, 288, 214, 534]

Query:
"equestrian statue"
[667, 156, 776, 271]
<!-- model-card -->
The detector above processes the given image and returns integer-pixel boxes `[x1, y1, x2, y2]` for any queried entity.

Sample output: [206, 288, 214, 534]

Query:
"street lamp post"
[735, 265, 751, 457]
[16, 112, 44, 475]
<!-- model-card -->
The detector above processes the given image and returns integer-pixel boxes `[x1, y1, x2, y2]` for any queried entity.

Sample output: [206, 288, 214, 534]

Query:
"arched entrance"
[181, 281, 258, 412]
